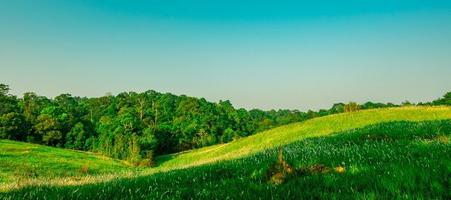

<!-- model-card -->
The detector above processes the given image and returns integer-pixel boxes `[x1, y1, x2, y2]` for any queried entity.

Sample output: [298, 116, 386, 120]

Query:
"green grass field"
[155, 106, 451, 169]
[0, 140, 132, 191]
[1, 106, 450, 199]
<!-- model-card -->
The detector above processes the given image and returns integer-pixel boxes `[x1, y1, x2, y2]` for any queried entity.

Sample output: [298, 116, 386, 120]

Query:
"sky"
[1, 0, 450, 110]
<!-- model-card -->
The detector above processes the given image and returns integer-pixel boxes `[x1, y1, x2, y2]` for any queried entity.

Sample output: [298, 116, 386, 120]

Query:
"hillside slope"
[3, 120, 450, 199]
[1, 106, 450, 192]
[0, 140, 131, 190]
[156, 106, 451, 169]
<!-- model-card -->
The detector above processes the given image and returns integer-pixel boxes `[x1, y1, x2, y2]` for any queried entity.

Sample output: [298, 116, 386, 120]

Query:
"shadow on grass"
[154, 154, 178, 167]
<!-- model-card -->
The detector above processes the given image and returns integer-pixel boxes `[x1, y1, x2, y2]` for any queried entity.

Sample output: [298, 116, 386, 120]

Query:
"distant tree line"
[0, 84, 449, 165]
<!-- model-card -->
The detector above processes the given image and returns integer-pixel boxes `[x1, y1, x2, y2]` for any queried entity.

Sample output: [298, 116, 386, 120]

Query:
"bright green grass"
[0, 140, 130, 190]
[0, 106, 450, 192]
[2, 120, 450, 199]
[156, 106, 451, 169]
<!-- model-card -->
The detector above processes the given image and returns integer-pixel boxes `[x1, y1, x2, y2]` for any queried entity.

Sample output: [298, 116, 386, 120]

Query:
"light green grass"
[0, 140, 131, 190]
[156, 106, 451, 169]
[2, 120, 450, 199]
[1, 106, 450, 191]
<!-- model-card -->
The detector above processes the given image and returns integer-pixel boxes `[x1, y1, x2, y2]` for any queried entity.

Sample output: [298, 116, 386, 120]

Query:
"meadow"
[155, 106, 451, 169]
[0, 106, 450, 199]
[0, 140, 132, 191]
[1, 120, 449, 199]
[2, 1, 451, 198]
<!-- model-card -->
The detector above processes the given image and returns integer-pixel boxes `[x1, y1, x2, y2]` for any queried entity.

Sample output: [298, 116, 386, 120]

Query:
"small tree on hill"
[344, 102, 360, 112]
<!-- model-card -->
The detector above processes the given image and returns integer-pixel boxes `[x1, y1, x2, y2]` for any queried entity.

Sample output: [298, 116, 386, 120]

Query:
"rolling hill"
[155, 106, 451, 169]
[1, 106, 450, 199]
[0, 140, 132, 191]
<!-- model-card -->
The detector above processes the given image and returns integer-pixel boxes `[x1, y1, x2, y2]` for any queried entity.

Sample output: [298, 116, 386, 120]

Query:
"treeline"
[0, 84, 449, 165]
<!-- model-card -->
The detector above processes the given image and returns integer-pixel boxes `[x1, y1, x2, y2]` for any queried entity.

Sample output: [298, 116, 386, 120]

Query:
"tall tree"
[4, 83, 437, 163]
[34, 106, 66, 146]
[0, 112, 26, 140]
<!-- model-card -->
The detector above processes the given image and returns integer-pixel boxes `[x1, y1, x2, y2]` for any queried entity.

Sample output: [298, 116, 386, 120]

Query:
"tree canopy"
[0, 83, 448, 165]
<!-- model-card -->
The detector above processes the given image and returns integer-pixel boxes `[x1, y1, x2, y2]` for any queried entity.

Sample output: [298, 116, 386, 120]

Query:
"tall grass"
[2, 120, 449, 199]
[0, 140, 132, 191]
[156, 106, 451, 169]
[1, 106, 450, 192]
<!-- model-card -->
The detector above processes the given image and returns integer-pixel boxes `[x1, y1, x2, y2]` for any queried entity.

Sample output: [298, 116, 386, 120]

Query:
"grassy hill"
[1, 106, 450, 198]
[2, 120, 450, 199]
[155, 106, 451, 169]
[0, 140, 131, 191]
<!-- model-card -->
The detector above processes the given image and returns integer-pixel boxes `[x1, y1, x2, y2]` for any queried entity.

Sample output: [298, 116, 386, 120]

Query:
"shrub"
[344, 102, 360, 112]
[138, 150, 155, 167]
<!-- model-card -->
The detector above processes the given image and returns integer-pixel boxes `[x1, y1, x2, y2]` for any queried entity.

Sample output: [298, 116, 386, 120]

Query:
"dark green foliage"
[0, 84, 20, 115]
[0, 84, 26, 140]
[2, 120, 449, 199]
[0, 84, 315, 162]
[65, 122, 88, 150]
[0, 112, 26, 140]
[360, 101, 396, 109]
[417, 92, 451, 106]
[221, 127, 237, 143]
[432, 92, 451, 105]
[0, 83, 449, 164]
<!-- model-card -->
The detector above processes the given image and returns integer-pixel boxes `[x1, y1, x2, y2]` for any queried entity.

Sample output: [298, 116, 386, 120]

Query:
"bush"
[137, 150, 155, 167]
[344, 102, 360, 112]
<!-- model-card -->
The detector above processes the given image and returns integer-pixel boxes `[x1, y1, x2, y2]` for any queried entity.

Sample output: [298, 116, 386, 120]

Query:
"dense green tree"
[112, 129, 127, 159]
[432, 92, 451, 105]
[65, 122, 87, 150]
[128, 133, 141, 163]
[0, 84, 19, 114]
[329, 103, 345, 114]
[194, 129, 217, 147]
[139, 128, 158, 154]
[0, 83, 448, 164]
[34, 113, 63, 146]
[0, 112, 26, 140]
[0, 85, 26, 140]
[0, 84, 8, 96]
[221, 127, 238, 143]
[401, 100, 413, 106]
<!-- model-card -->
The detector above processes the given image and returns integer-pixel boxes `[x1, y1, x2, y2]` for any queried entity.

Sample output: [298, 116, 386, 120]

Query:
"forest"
[0, 83, 449, 165]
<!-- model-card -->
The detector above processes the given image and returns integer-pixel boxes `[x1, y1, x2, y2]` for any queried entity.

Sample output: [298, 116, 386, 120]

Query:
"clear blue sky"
[1, 1, 450, 110]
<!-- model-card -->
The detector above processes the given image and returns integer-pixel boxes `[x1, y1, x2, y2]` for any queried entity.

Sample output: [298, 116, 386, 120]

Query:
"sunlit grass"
[0, 106, 450, 192]
[2, 120, 449, 199]
[155, 106, 451, 169]
[0, 140, 132, 191]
